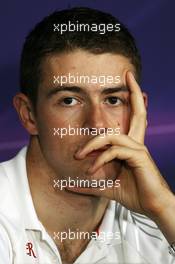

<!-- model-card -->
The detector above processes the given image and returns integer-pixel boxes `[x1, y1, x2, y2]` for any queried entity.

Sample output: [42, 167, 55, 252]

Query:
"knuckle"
[141, 145, 148, 153]
[110, 145, 117, 153]
[138, 147, 148, 156]
[139, 111, 147, 119]
[133, 111, 147, 120]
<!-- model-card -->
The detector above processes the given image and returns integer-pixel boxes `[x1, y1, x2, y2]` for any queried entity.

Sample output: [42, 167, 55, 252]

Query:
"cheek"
[35, 107, 85, 152]
[36, 104, 82, 132]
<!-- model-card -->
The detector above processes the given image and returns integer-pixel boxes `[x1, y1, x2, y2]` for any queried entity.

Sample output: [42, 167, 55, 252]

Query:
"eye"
[104, 96, 123, 106]
[60, 97, 79, 106]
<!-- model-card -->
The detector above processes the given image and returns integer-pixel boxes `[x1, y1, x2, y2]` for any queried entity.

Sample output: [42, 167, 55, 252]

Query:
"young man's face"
[35, 50, 135, 183]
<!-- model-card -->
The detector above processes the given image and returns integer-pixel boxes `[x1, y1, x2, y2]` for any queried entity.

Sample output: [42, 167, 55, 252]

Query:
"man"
[0, 7, 175, 264]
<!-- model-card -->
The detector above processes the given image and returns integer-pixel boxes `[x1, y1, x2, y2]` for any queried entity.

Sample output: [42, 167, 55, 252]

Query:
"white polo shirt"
[0, 147, 174, 264]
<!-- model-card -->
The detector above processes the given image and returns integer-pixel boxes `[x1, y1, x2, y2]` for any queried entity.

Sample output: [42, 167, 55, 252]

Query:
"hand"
[66, 71, 174, 221]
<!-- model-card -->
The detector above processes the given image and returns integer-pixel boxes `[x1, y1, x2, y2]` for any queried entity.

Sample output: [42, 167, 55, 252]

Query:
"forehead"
[44, 49, 134, 74]
[40, 49, 135, 92]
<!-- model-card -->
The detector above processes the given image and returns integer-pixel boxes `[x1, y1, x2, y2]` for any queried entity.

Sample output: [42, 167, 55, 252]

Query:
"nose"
[83, 104, 109, 132]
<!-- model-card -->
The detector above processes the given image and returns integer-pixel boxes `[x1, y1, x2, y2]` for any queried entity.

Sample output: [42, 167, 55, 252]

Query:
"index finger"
[127, 71, 147, 144]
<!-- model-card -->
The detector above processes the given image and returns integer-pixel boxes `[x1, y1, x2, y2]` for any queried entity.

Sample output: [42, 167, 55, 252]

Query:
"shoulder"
[0, 221, 12, 263]
[115, 203, 174, 263]
[0, 147, 27, 236]
[115, 203, 167, 243]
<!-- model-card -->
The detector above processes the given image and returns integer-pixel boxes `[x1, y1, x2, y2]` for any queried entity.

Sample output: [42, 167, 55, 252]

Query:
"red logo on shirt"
[26, 242, 37, 258]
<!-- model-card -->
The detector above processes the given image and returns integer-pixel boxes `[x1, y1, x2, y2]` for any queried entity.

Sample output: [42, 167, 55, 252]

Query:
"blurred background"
[0, 0, 175, 190]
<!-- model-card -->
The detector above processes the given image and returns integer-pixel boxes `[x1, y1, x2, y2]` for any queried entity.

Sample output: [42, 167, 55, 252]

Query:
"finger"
[126, 71, 147, 143]
[88, 146, 141, 174]
[75, 134, 143, 159]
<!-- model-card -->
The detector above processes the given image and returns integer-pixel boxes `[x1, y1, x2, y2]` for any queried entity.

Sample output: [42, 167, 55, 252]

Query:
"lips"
[87, 145, 111, 157]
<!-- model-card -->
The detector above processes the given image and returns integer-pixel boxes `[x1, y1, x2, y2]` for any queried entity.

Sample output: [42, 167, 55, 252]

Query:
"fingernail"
[75, 149, 84, 159]
[87, 167, 93, 174]
[87, 166, 96, 174]
[76, 147, 83, 155]
[129, 71, 135, 80]
[76, 149, 81, 155]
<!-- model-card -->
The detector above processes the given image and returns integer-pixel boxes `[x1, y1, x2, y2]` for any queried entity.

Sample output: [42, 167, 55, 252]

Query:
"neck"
[26, 137, 109, 242]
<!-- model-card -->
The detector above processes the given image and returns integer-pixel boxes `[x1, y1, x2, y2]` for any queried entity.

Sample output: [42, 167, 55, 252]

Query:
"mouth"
[87, 145, 111, 157]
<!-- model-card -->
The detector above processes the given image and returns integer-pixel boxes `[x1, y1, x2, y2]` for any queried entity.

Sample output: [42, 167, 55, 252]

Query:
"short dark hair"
[20, 7, 141, 106]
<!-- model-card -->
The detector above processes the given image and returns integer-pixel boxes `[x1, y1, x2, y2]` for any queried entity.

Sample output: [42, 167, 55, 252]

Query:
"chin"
[87, 160, 121, 181]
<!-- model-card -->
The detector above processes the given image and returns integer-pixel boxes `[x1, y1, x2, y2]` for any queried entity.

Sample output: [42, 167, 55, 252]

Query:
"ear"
[142, 92, 148, 109]
[13, 93, 38, 135]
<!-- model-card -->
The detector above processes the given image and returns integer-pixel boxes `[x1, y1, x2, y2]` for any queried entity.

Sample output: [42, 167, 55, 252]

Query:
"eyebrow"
[46, 85, 129, 98]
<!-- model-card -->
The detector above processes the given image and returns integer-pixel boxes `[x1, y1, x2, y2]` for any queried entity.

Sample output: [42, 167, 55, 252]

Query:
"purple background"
[1, 0, 175, 191]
